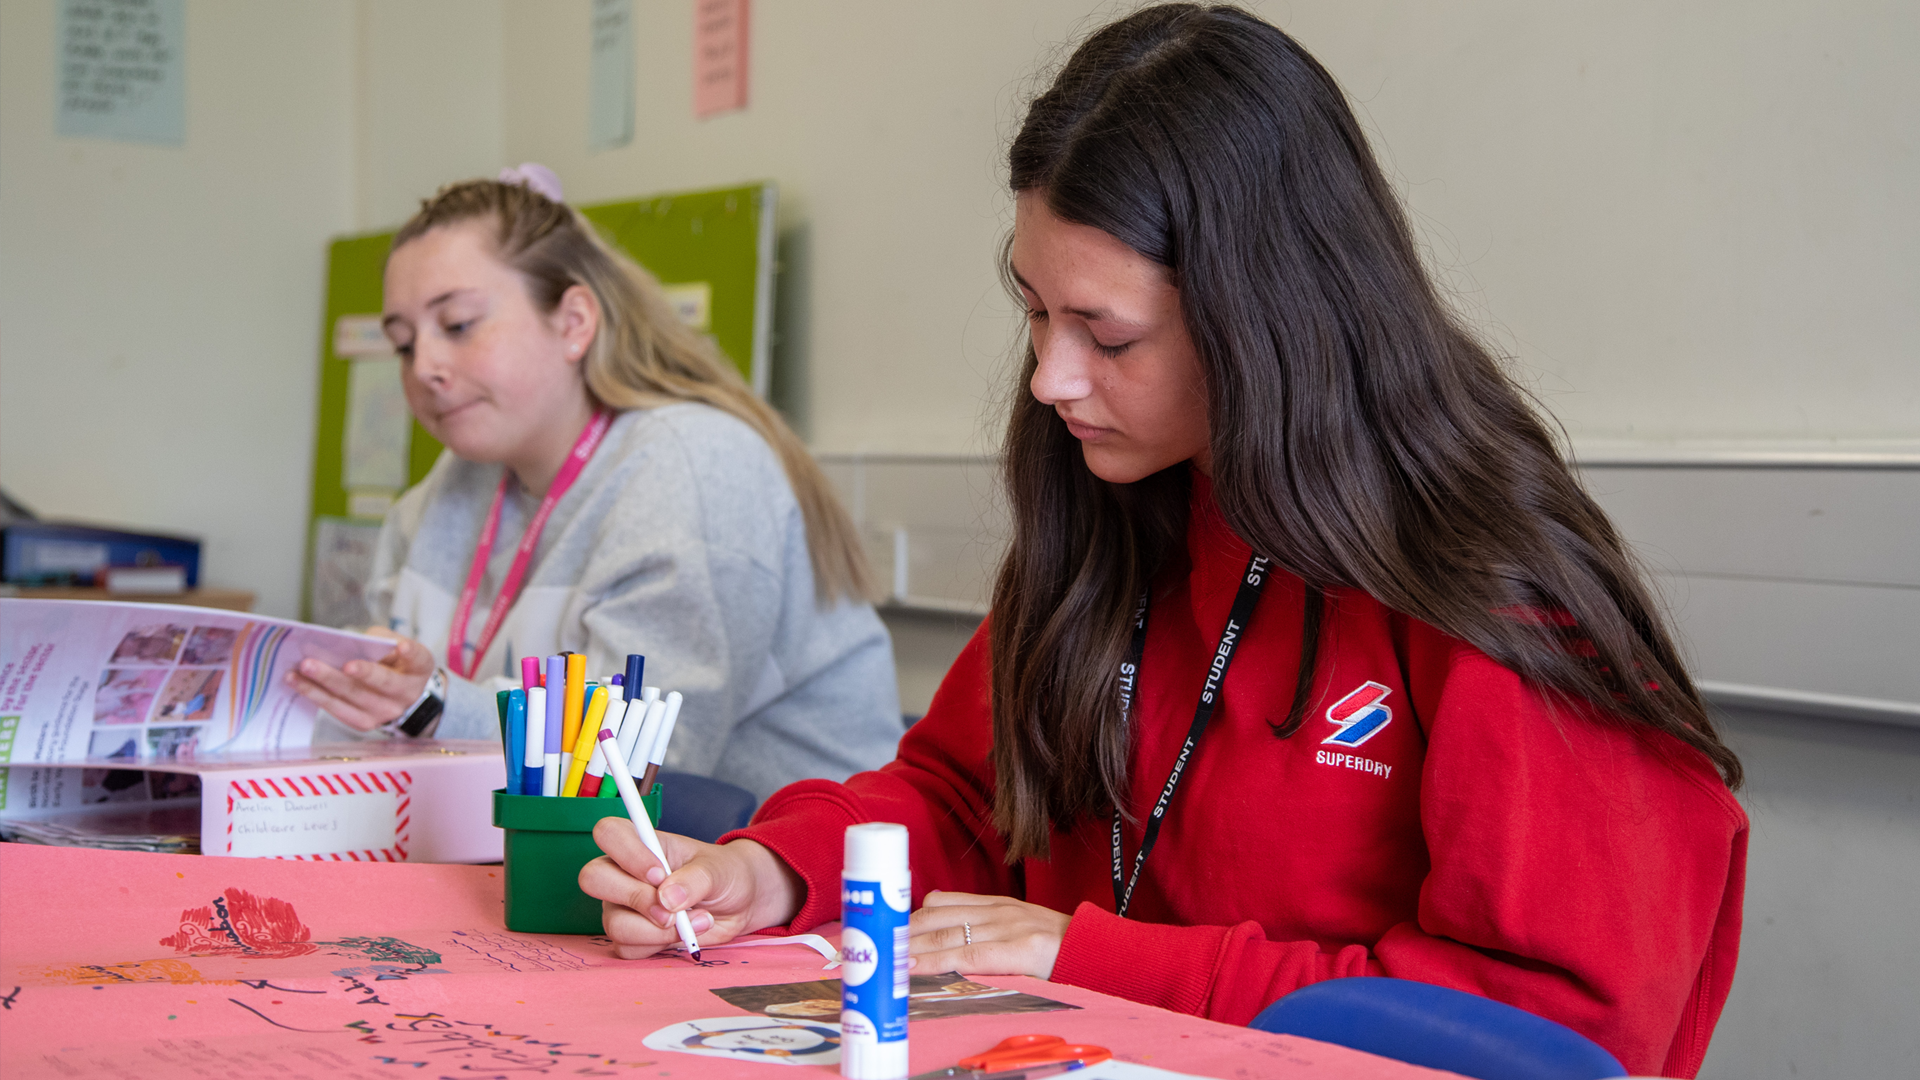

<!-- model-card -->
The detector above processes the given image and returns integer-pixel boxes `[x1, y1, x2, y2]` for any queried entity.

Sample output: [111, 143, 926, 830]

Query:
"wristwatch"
[391, 668, 447, 738]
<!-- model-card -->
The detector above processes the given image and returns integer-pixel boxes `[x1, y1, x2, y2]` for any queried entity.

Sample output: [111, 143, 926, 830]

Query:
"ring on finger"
[963, 921, 972, 946]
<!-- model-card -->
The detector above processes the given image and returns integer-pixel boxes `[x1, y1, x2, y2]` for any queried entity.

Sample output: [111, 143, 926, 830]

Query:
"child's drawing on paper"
[36, 958, 217, 986]
[31, 888, 446, 987]
[154, 667, 222, 720]
[160, 888, 318, 958]
[179, 626, 238, 665]
[93, 668, 165, 724]
[109, 624, 189, 664]
[159, 889, 441, 966]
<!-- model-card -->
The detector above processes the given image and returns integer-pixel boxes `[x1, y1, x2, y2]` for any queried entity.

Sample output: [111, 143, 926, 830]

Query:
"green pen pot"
[492, 783, 662, 935]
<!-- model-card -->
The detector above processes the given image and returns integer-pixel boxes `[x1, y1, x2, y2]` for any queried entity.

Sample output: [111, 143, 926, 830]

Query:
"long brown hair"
[989, 4, 1739, 861]
[392, 179, 872, 603]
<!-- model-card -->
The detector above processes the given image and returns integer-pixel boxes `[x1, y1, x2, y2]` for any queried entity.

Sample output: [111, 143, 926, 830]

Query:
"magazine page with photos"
[0, 598, 393, 769]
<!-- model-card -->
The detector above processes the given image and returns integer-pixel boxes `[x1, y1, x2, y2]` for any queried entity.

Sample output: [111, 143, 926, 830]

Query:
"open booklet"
[0, 598, 394, 764]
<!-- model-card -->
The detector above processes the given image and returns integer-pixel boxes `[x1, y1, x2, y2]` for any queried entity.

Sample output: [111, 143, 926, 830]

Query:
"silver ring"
[962, 921, 973, 946]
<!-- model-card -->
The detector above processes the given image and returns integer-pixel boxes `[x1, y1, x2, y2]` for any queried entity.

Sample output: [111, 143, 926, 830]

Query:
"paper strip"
[673, 932, 839, 968]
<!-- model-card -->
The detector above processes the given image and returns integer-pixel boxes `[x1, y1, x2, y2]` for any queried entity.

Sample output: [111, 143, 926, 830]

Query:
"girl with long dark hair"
[581, 7, 1748, 1075]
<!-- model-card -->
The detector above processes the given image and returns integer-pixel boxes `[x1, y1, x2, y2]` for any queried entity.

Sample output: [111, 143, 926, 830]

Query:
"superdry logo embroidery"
[1322, 681, 1393, 747]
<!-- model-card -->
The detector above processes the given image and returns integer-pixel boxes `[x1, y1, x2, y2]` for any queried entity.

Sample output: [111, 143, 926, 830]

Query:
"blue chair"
[655, 769, 758, 844]
[1249, 977, 1627, 1080]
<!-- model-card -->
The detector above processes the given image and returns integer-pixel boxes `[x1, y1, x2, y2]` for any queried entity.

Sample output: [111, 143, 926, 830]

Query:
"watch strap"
[395, 669, 447, 738]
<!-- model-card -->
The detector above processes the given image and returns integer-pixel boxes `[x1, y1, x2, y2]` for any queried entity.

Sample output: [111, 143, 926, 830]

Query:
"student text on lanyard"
[445, 409, 614, 679]
[1111, 550, 1270, 918]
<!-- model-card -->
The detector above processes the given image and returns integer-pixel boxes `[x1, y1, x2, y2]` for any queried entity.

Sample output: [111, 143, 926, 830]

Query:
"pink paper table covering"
[0, 844, 1457, 1079]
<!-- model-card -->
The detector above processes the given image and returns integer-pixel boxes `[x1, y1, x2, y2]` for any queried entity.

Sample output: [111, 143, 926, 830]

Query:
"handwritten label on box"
[225, 771, 411, 861]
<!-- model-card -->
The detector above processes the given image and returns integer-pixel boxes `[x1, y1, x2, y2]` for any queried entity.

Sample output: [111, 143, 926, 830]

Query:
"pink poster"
[694, 0, 749, 118]
[0, 844, 1458, 1078]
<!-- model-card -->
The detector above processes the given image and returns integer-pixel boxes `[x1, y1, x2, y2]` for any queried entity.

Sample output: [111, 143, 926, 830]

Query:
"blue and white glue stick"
[841, 822, 910, 1079]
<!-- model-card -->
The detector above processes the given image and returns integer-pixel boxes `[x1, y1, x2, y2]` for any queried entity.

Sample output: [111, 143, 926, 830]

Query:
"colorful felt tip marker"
[640, 691, 684, 795]
[561, 686, 610, 797]
[598, 728, 700, 960]
[522, 685, 547, 796]
[563, 654, 587, 756]
[505, 689, 527, 797]
[581, 691, 629, 799]
[606, 693, 665, 799]
[623, 654, 644, 700]
[544, 656, 567, 793]
[520, 656, 540, 693]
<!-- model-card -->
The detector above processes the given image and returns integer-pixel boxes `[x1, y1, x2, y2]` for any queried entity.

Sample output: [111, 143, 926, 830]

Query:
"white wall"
[0, 0, 504, 617]
[500, 0, 1919, 452]
[353, 0, 504, 231]
[0, 0, 357, 618]
[8, 0, 1913, 612]
[1285, 0, 1920, 442]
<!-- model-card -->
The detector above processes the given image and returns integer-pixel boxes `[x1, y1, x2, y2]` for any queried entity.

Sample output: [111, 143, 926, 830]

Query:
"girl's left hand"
[285, 627, 437, 732]
[907, 890, 1072, 979]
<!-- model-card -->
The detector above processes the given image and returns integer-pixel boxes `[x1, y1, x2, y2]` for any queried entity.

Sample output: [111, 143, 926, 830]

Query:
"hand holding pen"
[598, 727, 702, 960]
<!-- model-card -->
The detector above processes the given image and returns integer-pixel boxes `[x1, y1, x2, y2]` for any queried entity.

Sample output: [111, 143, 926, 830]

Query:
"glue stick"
[840, 823, 910, 1079]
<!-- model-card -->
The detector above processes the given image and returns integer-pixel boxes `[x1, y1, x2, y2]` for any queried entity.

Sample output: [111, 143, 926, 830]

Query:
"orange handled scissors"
[910, 1033, 1115, 1080]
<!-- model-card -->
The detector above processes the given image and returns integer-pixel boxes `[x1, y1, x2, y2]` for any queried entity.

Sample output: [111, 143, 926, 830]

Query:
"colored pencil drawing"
[35, 958, 220, 986]
[30, 888, 446, 987]
[159, 888, 440, 967]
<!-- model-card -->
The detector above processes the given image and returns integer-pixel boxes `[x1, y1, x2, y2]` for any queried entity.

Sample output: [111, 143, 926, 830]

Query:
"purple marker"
[542, 655, 566, 796]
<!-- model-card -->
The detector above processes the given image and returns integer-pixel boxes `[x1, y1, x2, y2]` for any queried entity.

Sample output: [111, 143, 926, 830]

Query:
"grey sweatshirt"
[361, 403, 904, 800]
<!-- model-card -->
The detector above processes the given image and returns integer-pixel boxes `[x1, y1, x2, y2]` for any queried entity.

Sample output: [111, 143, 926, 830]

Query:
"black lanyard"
[1111, 551, 1270, 918]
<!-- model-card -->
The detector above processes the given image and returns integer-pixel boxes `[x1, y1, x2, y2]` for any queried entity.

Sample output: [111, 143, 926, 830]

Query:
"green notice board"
[302, 181, 777, 625]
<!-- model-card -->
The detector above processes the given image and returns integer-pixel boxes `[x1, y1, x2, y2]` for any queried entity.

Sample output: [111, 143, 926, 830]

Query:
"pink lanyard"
[445, 410, 613, 679]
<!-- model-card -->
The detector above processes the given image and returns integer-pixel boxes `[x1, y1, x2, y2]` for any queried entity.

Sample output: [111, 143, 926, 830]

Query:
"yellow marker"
[562, 653, 588, 754]
[560, 686, 610, 797]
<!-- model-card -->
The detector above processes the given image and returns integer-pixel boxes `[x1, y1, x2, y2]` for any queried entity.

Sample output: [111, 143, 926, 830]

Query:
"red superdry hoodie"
[730, 478, 1748, 1078]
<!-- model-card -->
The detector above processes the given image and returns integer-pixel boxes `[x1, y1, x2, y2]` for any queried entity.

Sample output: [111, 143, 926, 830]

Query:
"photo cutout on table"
[154, 668, 222, 721]
[180, 626, 239, 666]
[712, 971, 1079, 1022]
[94, 668, 168, 724]
[109, 623, 190, 664]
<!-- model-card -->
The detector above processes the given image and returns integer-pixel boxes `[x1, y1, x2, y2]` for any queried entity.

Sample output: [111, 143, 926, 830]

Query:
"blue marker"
[505, 689, 527, 796]
[623, 654, 645, 701]
[522, 685, 547, 797]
